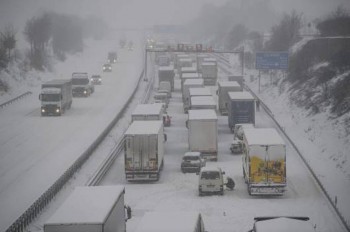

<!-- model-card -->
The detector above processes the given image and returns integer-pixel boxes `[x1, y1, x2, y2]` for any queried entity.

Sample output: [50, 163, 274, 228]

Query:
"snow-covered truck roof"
[158, 65, 174, 71]
[190, 96, 216, 107]
[244, 128, 285, 146]
[125, 120, 163, 135]
[42, 79, 71, 87]
[218, 80, 241, 88]
[201, 62, 217, 66]
[41, 88, 62, 94]
[181, 66, 197, 73]
[254, 217, 315, 232]
[183, 78, 204, 86]
[44, 185, 125, 226]
[228, 91, 255, 100]
[188, 109, 217, 120]
[189, 87, 212, 97]
[181, 73, 202, 79]
[135, 211, 203, 232]
[132, 103, 163, 116]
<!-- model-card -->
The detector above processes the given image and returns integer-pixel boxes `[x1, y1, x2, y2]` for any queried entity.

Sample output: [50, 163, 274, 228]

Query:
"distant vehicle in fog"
[90, 74, 102, 85]
[103, 63, 112, 72]
[72, 72, 94, 97]
[107, 52, 117, 63]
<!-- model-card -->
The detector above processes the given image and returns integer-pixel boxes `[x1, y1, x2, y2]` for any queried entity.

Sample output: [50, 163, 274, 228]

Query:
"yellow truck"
[242, 128, 286, 196]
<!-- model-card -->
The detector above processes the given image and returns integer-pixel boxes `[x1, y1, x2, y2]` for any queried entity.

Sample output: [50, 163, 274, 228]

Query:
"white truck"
[242, 128, 286, 196]
[181, 72, 202, 90]
[180, 66, 198, 80]
[44, 185, 131, 232]
[196, 54, 209, 73]
[39, 79, 73, 116]
[187, 109, 218, 161]
[135, 211, 205, 232]
[182, 78, 204, 113]
[131, 103, 164, 122]
[190, 96, 216, 111]
[159, 81, 172, 98]
[217, 81, 242, 115]
[72, 72, 94, 97]
[228, 91, 255, 132]
[158, 66, 175, 91]
[201, 62, 218, 86]
[124, 120, 165, 181]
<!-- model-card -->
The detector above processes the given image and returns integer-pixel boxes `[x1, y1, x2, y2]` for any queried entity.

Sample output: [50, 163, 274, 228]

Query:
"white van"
[198, 167, 225, 196]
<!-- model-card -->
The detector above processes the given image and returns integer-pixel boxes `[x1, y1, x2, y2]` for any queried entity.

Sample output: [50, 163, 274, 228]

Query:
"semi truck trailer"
[44, 185, 131, 232]
[217, 81, 242, 115]
[124, 120, 165, 181]
[228, 91, 255, 132]
[187, 109, 218, 161]
[39, 79, 72, 116]
[242, 128, 286, 196]
[158, 66, 175, 91]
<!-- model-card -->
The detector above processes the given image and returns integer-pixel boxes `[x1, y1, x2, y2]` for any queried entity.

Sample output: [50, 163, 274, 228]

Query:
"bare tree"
[1, 25, 16, 60]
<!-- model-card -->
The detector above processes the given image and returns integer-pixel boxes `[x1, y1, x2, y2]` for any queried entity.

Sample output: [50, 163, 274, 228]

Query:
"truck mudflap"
[125, 171, 160, 181]
[248, 184, 286, 196]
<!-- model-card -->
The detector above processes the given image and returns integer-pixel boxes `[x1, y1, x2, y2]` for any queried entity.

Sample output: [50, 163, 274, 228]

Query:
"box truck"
[190, 96, 216, 111]
[227, 91, 255, 132]
[242, 128, 286, 196]
[131, 103, 164, 122]
[180, 66, 198, 79]
[201, 62, 217, 86]
[217, 81, 242, 115]
[181, 73, 202, 90]
[44, 186, 131, 232]
[124, 120, 165, 181]
[159, 81, 172, 98]
[182, 79, 204, 112]
[39, 79, 73, 116]
[158, 66, 175, 91]
[187, 109, 218, 161]
[135, 211, 205, 232]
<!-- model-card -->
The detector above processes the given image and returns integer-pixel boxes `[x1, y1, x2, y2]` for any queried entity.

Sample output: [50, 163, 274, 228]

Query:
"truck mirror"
[185, 120, 188, 129]
[61, 94, 63, 100]
[39, 94, 41, 100]
[222, 171, 226, 175]
[164, 134, 167, 142]
[216, 90, 218, 95]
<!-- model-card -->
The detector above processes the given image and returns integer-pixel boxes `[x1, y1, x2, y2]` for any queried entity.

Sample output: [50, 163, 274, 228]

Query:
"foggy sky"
[1, 0, 349, 36]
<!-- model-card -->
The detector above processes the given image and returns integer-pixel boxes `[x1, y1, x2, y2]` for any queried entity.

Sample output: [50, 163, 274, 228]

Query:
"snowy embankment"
[243, 67, 350, 228]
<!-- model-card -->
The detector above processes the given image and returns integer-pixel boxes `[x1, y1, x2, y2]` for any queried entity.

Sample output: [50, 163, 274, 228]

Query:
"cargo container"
[217, 81, 242, 115]
[182, 79, 204, 113]
[181, 72, 202, 91]
[131, 103, 164, 122]
[242, 128, 286, 195]
[201, 62, 217, 86]
[124, 121, 165, 181]
[187, 109, 218, 161]
[135, 211, 205, 232]
[190, 96, 216, 111]
[158, 66, 175, 91]
[44, 186, 131, 232]
[227, 91, 255, 132]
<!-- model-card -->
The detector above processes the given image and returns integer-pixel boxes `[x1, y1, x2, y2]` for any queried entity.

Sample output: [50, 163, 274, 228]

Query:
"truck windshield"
[72, 78, 89, 85]
[184, 156, 199, 161]
[41, 94, 60, 101]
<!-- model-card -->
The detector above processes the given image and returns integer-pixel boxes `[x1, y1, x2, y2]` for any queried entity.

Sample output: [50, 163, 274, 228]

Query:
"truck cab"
[108, 52, 117, 63]
[72, 72, 94, 97]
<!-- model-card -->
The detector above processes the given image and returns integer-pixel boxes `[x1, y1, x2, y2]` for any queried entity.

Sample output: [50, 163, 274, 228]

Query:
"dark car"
[103, 63, 112, 72]
[181, 152, 206, 173]
[90, 75, 102, 85]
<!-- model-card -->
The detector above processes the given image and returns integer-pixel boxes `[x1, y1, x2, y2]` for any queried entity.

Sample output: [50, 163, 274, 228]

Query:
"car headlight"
[99, 78, 101, 81]
[41, 109, 45, 113]
[56, 108, 60, 113]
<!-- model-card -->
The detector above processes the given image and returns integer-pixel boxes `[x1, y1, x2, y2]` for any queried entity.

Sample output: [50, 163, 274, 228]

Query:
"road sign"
[256, 52, 289, 70]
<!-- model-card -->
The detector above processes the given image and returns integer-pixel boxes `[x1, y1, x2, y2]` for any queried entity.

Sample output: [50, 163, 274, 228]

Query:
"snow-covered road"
[100, 77, 346, 232]
[0, 32, 144, 231]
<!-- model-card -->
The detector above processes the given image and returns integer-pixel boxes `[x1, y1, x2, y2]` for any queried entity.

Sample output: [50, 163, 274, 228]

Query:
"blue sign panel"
[255, 52, 289, 70]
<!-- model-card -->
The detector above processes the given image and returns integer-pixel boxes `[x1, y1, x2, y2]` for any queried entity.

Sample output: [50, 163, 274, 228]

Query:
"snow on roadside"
[244, 68, 350, 226]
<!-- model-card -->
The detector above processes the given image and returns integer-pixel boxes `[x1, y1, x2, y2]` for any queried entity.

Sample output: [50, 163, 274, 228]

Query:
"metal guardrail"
[0, 92, 32, 109]
[5, 69, 145, 232]
[217, 55, 349, 232]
